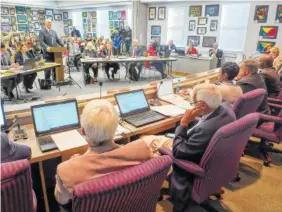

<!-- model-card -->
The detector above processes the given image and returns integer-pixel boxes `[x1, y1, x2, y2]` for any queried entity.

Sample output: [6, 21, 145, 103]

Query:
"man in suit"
[39, 19, 64, 80]
[236, 59, 269, 113]
[209, 42, 223, 68]
[128, 39, 143, 81]
[258, 54, 281, 98]
[171, 84, 236, 212]
[70, 26, 81, 38]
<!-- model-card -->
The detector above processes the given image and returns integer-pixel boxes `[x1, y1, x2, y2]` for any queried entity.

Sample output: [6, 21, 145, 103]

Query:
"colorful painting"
[121, 11, 126, 20]
[109, 21, 113, 29]
[9, 8, 15, 15]
[198, 17, 208, 25]
[1, 7, 9, 15]
[1, 24, 11, 32]
[275, 5, 282, 23]
[45, 9, 53, 16]
[151, 25, 161, 36]
[205, 5, 220, 17]
[26, 7, 31, 15]
[259, 26, 278, 39]
[113, 21, 119, 28]
[109, 11, 113, 20]
[158, 7, 166, 20]
[27, 15, 32, 23]
[149, 7, 156, 20]
[82, 12, 87, 18]
[254, 5, 269, 23]
[187, 36, 200, 46]
[117, 11, 122, 20]
[1, 16, 11, 24]
[112, 12, 117, 20]
[15, 6, 25, 14]
[189, 6, 202, 17]
[18, 24, 28, 31]
[202, 36, 217, 48]
[257, 41, 275, 53]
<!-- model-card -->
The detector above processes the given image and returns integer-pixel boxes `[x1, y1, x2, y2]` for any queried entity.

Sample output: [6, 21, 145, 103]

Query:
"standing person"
[71, 26, 81, 38]
[128, 39, 143, 81]
[101, 41, 119, 80]
[124, 26, 132, 53]
[83, 42, 98, 83]
[168, 40, 176, 52]
[39, 19, 64, 80]
[209, 42, 223, 68]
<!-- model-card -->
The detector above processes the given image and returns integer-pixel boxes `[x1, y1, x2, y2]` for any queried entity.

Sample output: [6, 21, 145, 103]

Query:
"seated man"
[1, 132, 31, 163]
[54, 100, 154, 206]
[83, 42, 98, 83]
[258, 54, 281, 98]
[236, 59, 269, 113]
[171, 84, 236, 212]
[168, 40, 176, 52]
[101, 41, 120, 79]
[68, 37, 82, 71]
[128, 39, 143, 81]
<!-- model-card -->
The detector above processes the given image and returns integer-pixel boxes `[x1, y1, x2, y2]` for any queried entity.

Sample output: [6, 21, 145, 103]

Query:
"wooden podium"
[50, 47, 67, 82]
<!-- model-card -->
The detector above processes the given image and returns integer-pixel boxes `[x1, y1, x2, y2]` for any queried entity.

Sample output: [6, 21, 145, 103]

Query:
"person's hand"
[47, 47, 51, 52]
[180, 102, 205, 126]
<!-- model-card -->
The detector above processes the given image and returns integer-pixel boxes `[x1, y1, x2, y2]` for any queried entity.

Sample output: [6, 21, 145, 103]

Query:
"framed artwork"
[39, 10, 45, 15]
[114, 21, 119, 29]
[63, 12, 68, 20]
[17, 15, 27, 23]
[198, 17, 208, 25]
[259, 26, 278, 39]
[45, 9, 53, 16]
[18, 24, 28, 31]
[29, 32, 35, 37]
[92, 24, 96, 31]
[189, 6, 202, 17]
[32, 16, 39, 21]
[27, 15, 32, 23]
[87, 12, 92, 18]
[12, 24, 17, 32]
[11, 16, 16, 24]
[28, 23, 34, 29]
[26, 7, 31, 15]
[15, 6, 25, 14]
[205, 5, 220, 17]
[9, 8, 15, 15]
[34, 22, 40, 29]
[117, 11, 122, 20]
[151, 36, 161, 45]
[121, 10, 126, 20]
[32, 10, 38, 16]
[112, 12, 117, 20]
[149, 7, 156, 20]
[151, 25, 161, 36]
[257, 41, 275, 53]
[189, 20, 196, 31]
[1, 16, 11, 24]
[92, 18, 96, 23]
[197, 27, 207, 35]
[202, 36, 217, 48]
[83, 24, 87, 31]
[46, 15, 53, 21]
[93, 33, 97, 38]
[109, 11, 113, 20]
[64, 26, 69, 34]
[82, 18, 87, 24]
[275, 5, 282, 23]
[187, 36, 200, 47]
[63, 20, 68, 25]
[120, 21, 124, 29]
[254, 5, 269, 23]
[109, 21, 113, 29]
[1, 7, 9, 15]
[68, 19, 72, 25]
[1, 25, 11, 32]
[210, 20, 218, 31]
[158, 7, 166, 20]
[92, 11, 96, 18]
[54, 14, 62, 21]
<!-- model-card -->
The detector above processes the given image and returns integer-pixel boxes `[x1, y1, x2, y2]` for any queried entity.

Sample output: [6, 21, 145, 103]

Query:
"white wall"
[1, 0, 57, 8]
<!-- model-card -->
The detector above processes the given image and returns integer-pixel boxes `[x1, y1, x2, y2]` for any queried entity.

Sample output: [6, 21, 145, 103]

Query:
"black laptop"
[115, 89, 166, 127]
[23, 58, 36, 70]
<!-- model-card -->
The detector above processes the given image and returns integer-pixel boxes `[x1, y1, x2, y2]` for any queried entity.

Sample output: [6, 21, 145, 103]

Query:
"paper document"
[115, 125, 130, 136]
[52, 130, 87, 151]
[151, 105, 185, 117]
[174, 100, 193, 110]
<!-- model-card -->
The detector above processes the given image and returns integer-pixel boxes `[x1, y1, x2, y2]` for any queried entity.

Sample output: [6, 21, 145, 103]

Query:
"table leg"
[39, 161, 50, 212]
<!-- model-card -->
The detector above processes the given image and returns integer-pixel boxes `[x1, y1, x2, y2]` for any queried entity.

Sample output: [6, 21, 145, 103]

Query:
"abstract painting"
[187, 36, 200, 46]
[257, 41, 275, 53]
[1, 16, 11, 24]
[26, 7, 31, 15]
[121, 11, 126, 20]
[205, 5, 220, 16]
[151, 25, 161, 36]
[259, 26, 278, 39]
[15, 6, 25, 14]
[254, 5, 269, 23]
[275, 5, 282, 23]
[189, 6, 202, 17]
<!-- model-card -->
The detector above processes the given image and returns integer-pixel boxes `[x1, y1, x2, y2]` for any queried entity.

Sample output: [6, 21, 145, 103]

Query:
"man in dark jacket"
[209, 42, 223, 68]
[71, 26, 81, 38]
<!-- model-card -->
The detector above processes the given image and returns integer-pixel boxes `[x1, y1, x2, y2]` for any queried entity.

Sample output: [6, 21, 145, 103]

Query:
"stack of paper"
[115, 125, 130, 136]
[151, 105, 186, 117]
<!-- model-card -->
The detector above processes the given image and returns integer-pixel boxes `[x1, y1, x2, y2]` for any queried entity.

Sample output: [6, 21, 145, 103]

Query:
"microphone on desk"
[12, 115, 28, 141]
[99, 82, 103, 99]
[149, 81, 163, 106]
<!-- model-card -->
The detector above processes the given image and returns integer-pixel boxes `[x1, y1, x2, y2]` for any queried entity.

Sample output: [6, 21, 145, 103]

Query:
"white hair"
[192, 84, 222, 109]
[81, 100, 119, 146]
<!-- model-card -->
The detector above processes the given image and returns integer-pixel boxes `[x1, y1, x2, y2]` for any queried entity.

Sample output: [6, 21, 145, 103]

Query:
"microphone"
[99, 82, 103, 99]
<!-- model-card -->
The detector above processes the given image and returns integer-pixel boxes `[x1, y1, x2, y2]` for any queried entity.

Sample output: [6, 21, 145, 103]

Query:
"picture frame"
[18, 24, 28, 31]
[275, 5, 282, 23]
[205, 5, 220, 17]
[92, 11, 96, 18]
[187, 36, 200, 47]
[121, 10, 126, 20]
[68, 19, 73, 25]
[39, 10, 45, 15]
[198, 17, 208, 25]
[189, 20, 196, 31]
[25, 7, 31, 15]
[149, 7, 156, 20]
[12, 24, 17, 32]
[32, 16, 39, 21]
[189, 6, 202, 17]
[109, 11, 113, 20]
[158, 7, 166, 20]
[151, 36, 161, 45]
[17, 15, 27, 23]
[28, 23, 34, 29]
[202, 36, 217, 48]
[9, 8, 15, 15]
[151, 25, 161, 36]
[257, 41, 275, 53]
[27, 15, 32, 23]
[35, 31, 40, 36]
[254, 5, 269, 23]
[92, 18, 96, 23]
[1, 24, 11, 32]
[45, 9, 53, 16]
[1, 7, 9, 15]
[210, 20, 218, 31]
[109, 21, 113, 29]
[63, 20, 68, 25]
[11, 16, 16, 24]
[259, 26, 278, 39]
[93, 32, 97, 38]
[34, 22, 40, 29]
[113, 20, 119, 29]
[46, 16, 53, 21]
[197, 27, 207, 35]
[32, 10, 38, 16]
[1, 16, 11, 24]
[15, 6, 25, 14]
[54, 14, 62, 21]
[117, 11, 122, 20]
[112, 12, 117, 20]
[63, 12, 68, 20]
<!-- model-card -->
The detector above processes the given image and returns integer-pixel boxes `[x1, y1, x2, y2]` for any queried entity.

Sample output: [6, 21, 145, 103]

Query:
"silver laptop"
[23, 58, 36, 70]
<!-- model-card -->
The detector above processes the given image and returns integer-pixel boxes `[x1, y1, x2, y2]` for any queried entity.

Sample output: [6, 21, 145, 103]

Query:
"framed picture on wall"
[254, 5, 269, 23]
[63, 20, 68, 25]
[187, 36, 200, 47]
[32, 16, 39, 21]
[257, 41, 275, 53]
[15, 6, 25, 14]
[45, 9, 54, 16]
[18, 24, 28, 31]
[64, 26, 69, 33]
[1, 7, 9, 15]
[210, 20, 218, 31]
[151, 25, 161, 36]
[92, 11, 96, 18]
[121, 10, 126, 20]
[151, 36, 161, 45]
[12, 24, 17, 32]
[117, 11, 122, 20]
[68, 19, 73, 25]
[202, 36, 217, 47]
[17, 15, 27, 23]
[205, 5, 220, 17]
[197, 27, 207, 35]
[39, 10, 45, 15]
[112, 12, 117, 20]
[63, 12, 68, 20]
[275, 5, 282, 23]
[158, 7, 166, 20]
[113, 21, 119, 29]
[149, 7, 156, 20]
[109, 11, 113, 20]
[9, 8, 15, 15]
[198, 17, 207, 25]
[32, 10, 38, 16]
[259, 26, 278, 39]
[189, 20, 196, 31]
[46, 15, 53, 21]
[34, 22, 40, 29]
[27, 15, 32, 23]
[1, 16, 11, 24]
[11, 16, 16, 24]
[189, 6, 202, 17]
[26, 7, 31, 15]
[54, 14, 62, 21]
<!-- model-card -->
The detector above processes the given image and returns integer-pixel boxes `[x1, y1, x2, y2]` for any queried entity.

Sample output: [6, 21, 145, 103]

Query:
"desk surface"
[81, 56, 177, 63]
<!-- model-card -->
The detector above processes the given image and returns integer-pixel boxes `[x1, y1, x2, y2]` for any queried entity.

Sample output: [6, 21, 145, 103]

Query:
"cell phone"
[165, 133, 175, 138]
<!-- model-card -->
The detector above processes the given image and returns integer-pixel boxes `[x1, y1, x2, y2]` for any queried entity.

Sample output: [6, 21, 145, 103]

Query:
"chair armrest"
[159, 147, 173, 157]
[268, 103, 282, 110]
[268, 98, 282, 104]
[174, 159, 205, 178]
[259, 114, 282, 123]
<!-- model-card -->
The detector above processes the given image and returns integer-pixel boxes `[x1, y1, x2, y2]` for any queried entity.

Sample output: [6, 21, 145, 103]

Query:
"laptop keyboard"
[128, 111, 157, 122]
[125, 111, 165, 127]
[38, 136, 54, 145]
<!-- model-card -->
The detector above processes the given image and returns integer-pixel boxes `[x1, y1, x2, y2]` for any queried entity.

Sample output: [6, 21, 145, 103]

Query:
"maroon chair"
[1, 159, 37, 212]
[160, 113, 259, 205]
[71, 156, 172, 212]
[268, 89, 282, 103]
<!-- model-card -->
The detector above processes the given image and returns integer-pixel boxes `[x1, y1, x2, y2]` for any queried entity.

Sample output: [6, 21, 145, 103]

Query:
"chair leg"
[259, 139, 272, 167]
[233, 173, 241, 182]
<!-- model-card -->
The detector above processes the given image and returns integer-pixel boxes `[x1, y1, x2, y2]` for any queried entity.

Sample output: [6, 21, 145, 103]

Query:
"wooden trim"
[39, 161, 50, 212]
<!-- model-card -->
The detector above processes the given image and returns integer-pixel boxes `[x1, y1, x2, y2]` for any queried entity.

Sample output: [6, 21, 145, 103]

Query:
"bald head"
[44, 19, 52, 29]
[259, 54, 274, 69]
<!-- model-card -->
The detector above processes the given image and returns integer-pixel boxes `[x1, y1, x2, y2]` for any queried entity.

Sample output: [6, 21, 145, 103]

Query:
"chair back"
[1, 160, 35, 212]
[72, 156, 172, 212]
[192, 113, 259, 203]
[233, 88, 266, 119]
[277, 90, 282, 100]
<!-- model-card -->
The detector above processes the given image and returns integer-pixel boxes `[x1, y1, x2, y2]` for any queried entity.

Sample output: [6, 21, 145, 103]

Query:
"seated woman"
[9, 36, 18, 54]
[54, 100, 154, 206]
[67, 37, 82, 71]
[83, 42, 98, 83]
[15, 43, 38, 93]
[86, 33, 93, 42]
[185, 42, 198, 55]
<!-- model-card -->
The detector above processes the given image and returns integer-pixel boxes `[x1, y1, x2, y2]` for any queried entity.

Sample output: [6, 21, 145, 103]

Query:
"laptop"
[115, 89, 166, 127]
[23, 58, 36, 70]
[31, 99, 81, 152]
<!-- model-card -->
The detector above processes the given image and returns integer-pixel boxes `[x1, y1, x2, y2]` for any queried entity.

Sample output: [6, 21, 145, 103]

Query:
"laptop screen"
[31, 100, 80, 136]
[115, 90, 149, 116]
[157, 80, 174, 97]
[0, 104, 7, 128]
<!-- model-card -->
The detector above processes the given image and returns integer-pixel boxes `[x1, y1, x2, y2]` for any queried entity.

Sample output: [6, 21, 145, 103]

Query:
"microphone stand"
[99, 82, 103, 99]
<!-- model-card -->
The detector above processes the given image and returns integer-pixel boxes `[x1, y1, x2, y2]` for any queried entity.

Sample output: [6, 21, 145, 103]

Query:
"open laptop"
[23, 58, 36, 70]
[31, 99, 81, 152]
[115, 90, 166, 127]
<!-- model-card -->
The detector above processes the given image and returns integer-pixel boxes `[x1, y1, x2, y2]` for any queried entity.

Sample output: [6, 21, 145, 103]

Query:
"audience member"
[71, 26, 81, 38]
[8, 36, 17, 53]
[171, 84, 235, 212]
[111, 29, 122, 55]
[258, 54, 281, 97]
[128, 39, 143, 81]
[54, 100, 153, 206]
[85, 33, 93, 42]
[67, 37, 81, 71]
[168, 40, 176, 52]
[270, 46, 282, 72]
[185, 42, 197, 55]
[209, 42, 223, 68]
[83, 42, 98, 83]
[236, 59, 269, 113]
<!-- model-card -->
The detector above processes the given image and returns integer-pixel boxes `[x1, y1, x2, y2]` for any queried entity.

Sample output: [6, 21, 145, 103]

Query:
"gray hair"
[193, 84, 222, 109]
[242, 59, 258, 74]
[81, 100, 119, 146]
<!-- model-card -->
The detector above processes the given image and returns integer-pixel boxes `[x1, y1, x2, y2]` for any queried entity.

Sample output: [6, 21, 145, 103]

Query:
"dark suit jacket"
[173, 104, 236, 164]
[237, 73, 269, 113]
[260, 68, 281, 97]
[14, 51, 38, 66]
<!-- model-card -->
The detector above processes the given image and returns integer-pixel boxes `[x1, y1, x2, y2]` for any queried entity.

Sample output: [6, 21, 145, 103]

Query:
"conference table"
[5, 69, 219, 212]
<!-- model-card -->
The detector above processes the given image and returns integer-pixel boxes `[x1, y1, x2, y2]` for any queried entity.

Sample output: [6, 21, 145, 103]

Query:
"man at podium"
[39, 19, 64, 80]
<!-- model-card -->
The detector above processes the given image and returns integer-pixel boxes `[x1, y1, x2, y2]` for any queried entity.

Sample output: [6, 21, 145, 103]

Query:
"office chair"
[1, 159, 37, 212]
[69, 156, 172, 212]
[159, 113, 259, 205]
